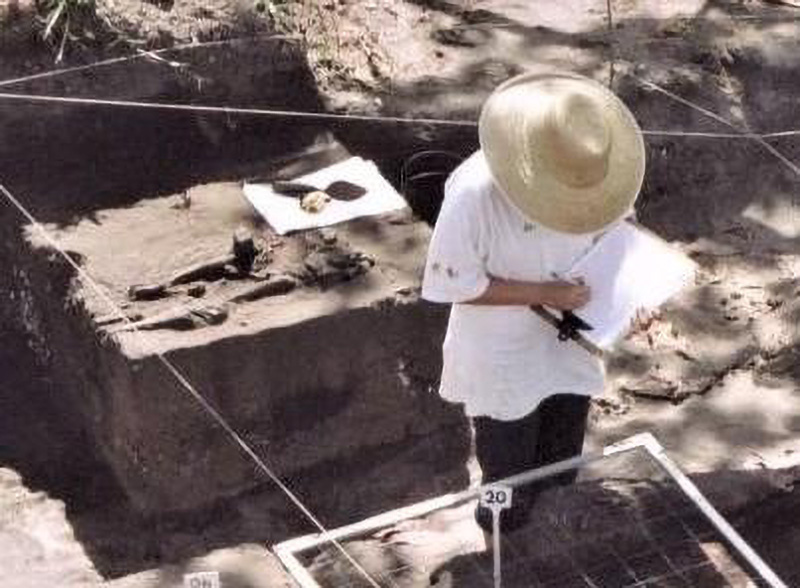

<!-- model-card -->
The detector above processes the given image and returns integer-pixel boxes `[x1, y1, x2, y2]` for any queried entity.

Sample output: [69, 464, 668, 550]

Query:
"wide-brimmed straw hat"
[479, 71, 646, 234]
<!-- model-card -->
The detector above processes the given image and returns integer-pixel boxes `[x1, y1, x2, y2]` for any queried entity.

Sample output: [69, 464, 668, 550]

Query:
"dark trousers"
[473, 394, 591, 501]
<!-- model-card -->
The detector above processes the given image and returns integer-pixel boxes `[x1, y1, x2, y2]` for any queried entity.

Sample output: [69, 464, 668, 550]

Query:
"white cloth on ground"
[243, 156, 408, 235]
[421, 151, 607, 421]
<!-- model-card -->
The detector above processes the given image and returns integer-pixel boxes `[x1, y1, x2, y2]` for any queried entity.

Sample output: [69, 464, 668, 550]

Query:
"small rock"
[432, 27, 489, 48]
[170, 191, 191, 210]
[219, 263, 237, 278]
[228, 276, 298, 303]
[233, 227, 258, 273]
[95, 314, 126, 327]
[187, 285, 206, 298]
[170, 256, 233, 286]
[191, 305, 228, 326]
[250, 268, 272, 280]
[319, 228, 338, 245]
[128, 284, 168, 301]
[300, 191, 331, 213]
[387, 212, 413, 225]
[304, 251, 373, 288]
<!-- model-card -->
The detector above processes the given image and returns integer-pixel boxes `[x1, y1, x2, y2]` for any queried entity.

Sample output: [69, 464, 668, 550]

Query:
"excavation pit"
[14, 141, 470, 516]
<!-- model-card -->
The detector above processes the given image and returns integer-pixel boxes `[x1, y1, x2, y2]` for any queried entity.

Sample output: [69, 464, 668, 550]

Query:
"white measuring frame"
[273, 432, 787, 588]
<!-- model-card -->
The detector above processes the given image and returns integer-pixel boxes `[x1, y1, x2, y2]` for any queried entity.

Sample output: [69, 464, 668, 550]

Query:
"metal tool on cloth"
[271, 180, 367, 201]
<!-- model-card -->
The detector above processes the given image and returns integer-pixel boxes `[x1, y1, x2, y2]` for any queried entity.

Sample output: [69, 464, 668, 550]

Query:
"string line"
[4, 90, 800, 141]
[606, 0, 616, 89]
[0, 91, 476, 127]
[643, 129, 800, 138]
[630, 74, 800, 178]
[0, 34, 302, 90]
[0, 182, 382, 588]
[441, 12, 800, 32]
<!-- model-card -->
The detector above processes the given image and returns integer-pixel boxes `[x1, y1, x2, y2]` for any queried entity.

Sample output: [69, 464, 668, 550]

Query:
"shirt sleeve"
[421, 170, 491, 304]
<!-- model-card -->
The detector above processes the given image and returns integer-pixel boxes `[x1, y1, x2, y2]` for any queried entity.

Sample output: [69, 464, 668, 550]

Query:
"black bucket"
[400, 150, 463, 225]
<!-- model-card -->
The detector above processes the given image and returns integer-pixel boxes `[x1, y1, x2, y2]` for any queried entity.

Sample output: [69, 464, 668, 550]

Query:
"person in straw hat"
[421, 71, 646, 533]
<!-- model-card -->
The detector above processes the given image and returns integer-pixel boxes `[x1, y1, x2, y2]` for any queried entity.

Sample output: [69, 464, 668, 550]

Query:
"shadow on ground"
[383, 0, 800, 247]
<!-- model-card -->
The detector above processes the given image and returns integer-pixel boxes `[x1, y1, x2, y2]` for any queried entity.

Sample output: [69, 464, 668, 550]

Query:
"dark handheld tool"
[529, 305, 603, 358]
[556, 310, 594, 341]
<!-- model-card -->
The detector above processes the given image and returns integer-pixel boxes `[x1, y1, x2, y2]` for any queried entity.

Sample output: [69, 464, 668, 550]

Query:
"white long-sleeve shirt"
[422, 151, 606, 421]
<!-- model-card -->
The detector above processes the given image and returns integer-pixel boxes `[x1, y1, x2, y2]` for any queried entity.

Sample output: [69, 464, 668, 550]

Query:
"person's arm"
[466, 276, 590, 311]
[422, 158, 592, 311]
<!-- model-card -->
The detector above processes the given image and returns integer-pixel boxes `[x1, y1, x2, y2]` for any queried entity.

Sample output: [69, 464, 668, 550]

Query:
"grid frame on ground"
[273, 433, 787, 588]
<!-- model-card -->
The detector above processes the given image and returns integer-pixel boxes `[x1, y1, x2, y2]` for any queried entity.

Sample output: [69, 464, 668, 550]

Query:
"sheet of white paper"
[242, 156, 408, 235]
[565, 222, 696, 349]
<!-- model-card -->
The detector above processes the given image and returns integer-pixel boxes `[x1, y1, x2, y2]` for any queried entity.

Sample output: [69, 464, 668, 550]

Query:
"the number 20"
[485, 489, 508, 504]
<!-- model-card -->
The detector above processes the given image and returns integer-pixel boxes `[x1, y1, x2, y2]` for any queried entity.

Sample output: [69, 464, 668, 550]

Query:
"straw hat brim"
[479, 71, 646, 234]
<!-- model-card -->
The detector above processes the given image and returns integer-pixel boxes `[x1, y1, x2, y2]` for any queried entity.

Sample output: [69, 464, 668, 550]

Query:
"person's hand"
[539, 280, 591, 311]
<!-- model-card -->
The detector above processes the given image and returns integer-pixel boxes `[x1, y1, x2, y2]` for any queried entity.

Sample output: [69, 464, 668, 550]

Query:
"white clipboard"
[564, 221, 697, 349]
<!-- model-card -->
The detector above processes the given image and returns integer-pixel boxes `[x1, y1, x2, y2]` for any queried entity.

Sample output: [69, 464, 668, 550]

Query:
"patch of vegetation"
[253, 0, 282, 18]
[36, 0, 97, 62]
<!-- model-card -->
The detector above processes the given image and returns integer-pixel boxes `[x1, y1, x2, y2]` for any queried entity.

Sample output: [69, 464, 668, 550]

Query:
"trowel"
[271, 179, 367, 202]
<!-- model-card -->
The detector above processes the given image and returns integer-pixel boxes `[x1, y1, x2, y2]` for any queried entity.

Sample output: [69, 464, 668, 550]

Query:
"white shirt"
[422, 151, 606, 421]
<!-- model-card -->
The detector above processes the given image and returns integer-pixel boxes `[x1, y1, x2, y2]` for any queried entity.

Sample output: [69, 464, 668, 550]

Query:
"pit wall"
[13, 230, 470, 516]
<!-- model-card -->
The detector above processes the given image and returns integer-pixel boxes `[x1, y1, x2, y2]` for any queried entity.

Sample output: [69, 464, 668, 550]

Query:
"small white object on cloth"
[243, 156, 408, 235]
[564, 221, 697, 349]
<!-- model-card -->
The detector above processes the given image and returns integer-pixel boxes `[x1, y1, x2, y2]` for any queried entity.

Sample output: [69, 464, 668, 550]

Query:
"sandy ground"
[0, 469, 101, 588]
[3, 0, 800, 587]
